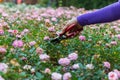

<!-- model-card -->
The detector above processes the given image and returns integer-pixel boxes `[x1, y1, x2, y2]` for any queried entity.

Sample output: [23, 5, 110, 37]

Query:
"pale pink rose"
[111, 26, 118, 29]
[66, 15, 71, 19]
[44, 68, 51, 74]
[36, 47, 43, 54]
[12, 30, 18, 34]
[108, 72, 118, 80]
[0, 63, 8, 73]
[0, 76, 5, 80]
[58, 58, 71, 66]
[8, 29, 13, 33]
[51, 72, 62, 80]
[48, 27, 55, 32]
[2, 13, 8, 17]
[16, 34, 22, 38]
[44, 36, 50, 41]
[79, 35, 86, 41]
[23, 29, 29, 33]
[51, 17, 57, 22]
[72, 64, 79, 69]
[0, 47, 7, 54]
[12, 40, 24, 48]
[45, 19, 50, 23]
[21, 57, 27, 61]
[30, 68, 35, 73]
[114, 69, 120, 78]
[8, 30, 18, 35]
[21, 29, 29, 36]
[29, 41, 36, 46]
[110, 41, 117, 45]
[68, 52, 78, 60]
[103, 61, 111, 69]
[86, 64, 94, 69]
[116, 34, 120, 39]
[39, 54, 50, 61]
[0, 30, 4, 36]
[63, 72, 72, 80]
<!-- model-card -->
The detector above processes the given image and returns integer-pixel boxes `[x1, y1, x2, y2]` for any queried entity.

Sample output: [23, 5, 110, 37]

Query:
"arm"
[77, 2, 120, 26]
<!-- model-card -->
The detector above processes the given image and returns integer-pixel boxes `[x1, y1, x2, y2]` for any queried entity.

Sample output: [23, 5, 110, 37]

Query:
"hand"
[60, 18, 83, 38]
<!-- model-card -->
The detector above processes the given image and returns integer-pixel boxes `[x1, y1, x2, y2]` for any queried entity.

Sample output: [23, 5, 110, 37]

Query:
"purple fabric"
[77, 2, 120, 26]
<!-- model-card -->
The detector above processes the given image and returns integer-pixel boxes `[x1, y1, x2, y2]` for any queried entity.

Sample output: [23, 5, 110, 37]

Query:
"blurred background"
[0, 0, 118, 9]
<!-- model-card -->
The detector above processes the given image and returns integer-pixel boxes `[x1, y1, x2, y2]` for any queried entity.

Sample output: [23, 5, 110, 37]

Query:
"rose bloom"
[68, 52, 78, 60]
[116, 34, 120, 39]
[79, 35, 86, 41]
[0, 76, 4, 80]
[23, 65, 32, 70]
[36, 47, 43, 54]
[0, 29, 4, 36]
[51, 17, 57, 22]
[51, 72, 62, 80]
[103, 61, 111, 69]
[0, 47, 7, 54]
[72, 64, 79, 69]
[110, 41, 117, 45]
[108, 71, 118, 80]
[114, 69, 120, 78]
[12, 40, 24, 48]
[58, 58, 71, 66]
[39, 54, 50, 61]
[44, 36, 50, 41]
[29, 41, 36, 46]
[45, 19, 50, 23]
[86, 64, 94, 69]
[8, 30, 18, 35]
[48, 27, 55, 32]
[0, 63, 8, 73]
[31, 68, 35, 73]
[44, 68, 51, 74]
[63, 72, 72, 80]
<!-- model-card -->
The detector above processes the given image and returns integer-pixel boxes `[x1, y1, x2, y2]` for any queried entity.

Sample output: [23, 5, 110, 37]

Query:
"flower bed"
[0, 4, 120, 80]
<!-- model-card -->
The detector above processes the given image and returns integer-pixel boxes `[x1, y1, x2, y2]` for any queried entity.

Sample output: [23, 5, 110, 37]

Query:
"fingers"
[66, 31, 80, 38]
[59, 23, 76, 36]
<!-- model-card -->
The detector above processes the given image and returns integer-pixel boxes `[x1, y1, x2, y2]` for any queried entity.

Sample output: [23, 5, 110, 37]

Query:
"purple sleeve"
[77, 2, 120, 26]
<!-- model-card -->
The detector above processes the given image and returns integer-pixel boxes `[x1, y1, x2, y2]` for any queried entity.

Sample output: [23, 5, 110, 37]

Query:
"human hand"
[60, 18, 83, 38]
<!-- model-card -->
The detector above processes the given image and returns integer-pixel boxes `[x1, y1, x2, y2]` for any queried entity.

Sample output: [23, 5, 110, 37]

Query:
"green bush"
[65, 0, 117, 9]
[38, 0, 118, 9]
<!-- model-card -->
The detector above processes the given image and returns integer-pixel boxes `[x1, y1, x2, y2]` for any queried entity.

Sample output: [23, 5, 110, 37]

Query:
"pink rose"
[44, 68, 51, 74]
[12, 40, 24, 48]
[63, 72, 72, 80]
[29, 41, 36, 46]
[39, 54, 50, 61]
[44, 36, 50, 41]
[103, 61, 111, 69]
[68, 52, 78, 60]
[36, 47, 43, 54]
[0, 63, 8, 73]
[110, 41, 117, 45]
[79, 35, 86, 41]
[0, 76, 4, 80]
[72, 64, 79, 69]
[108, 72, 118, 80]
[116, 34, 120, 40]
[48, 27, 55, 32]
[58, 58, 71, 66]
[0, 47, 7, 54]
[51, 72, 62, 80]
[51, 17, 57, 22]
[114, 69, 120, 78]
[86, 64, 94, 69]
[0, 30, 4, 36]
